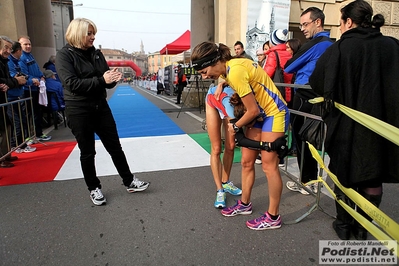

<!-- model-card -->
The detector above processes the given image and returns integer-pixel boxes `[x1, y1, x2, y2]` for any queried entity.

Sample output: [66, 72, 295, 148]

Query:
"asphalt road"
[1, 83, 398, 266]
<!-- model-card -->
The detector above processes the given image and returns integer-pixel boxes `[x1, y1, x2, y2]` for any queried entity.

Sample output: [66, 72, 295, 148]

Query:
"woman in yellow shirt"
[191, 42, 289, 230]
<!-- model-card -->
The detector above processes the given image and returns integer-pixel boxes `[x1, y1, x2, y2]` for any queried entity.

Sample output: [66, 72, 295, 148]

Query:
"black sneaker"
[90, 188, 106, 205]
[126, 176, 150, 193]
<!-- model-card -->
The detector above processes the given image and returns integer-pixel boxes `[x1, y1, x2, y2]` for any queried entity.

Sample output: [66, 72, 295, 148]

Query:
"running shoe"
[90, 188, 106, 206]
[246, 212, 282, 230]
[25, 137, 36, 145]
[255, 155, 262, 165]
[37, 134, 52, 141]
[214, 191, 226, 209]
[221, 200, 252, 217]
[23, 145, 36, 153]
[222, 181, 242, 196]
[126, 176, 150, 193]
[286, 181, 309, 195]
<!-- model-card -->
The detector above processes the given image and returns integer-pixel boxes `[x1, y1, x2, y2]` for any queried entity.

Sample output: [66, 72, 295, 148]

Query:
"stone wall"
[373, 0, 399, 40]
[291, 0, 399, 40]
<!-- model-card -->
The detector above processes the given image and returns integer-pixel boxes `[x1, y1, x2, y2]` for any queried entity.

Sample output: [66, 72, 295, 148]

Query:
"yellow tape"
[308, 97, 325, 104]
[307, 97, 399, 146]
[307, 142, 399, 257]
[335, 102, 399, 146]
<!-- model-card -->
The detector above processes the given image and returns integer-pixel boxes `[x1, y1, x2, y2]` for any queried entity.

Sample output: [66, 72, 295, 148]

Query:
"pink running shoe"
[246, 212, 282, 230]
[221, 200, 252, 217]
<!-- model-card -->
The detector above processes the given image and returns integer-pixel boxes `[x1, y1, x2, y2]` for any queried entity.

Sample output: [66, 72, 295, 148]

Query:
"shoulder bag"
[298, 103, 326, 150]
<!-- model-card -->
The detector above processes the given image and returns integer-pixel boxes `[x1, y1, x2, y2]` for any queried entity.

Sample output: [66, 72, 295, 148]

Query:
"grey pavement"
[1, 84, 398, 266]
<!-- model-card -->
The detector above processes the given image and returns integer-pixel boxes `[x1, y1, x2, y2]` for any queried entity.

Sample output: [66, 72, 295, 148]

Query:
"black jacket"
[56, 44, 116, 105]
[0, 57, 19, 93]
[0, 57, 19, 126]
[309, 27, 399, 186]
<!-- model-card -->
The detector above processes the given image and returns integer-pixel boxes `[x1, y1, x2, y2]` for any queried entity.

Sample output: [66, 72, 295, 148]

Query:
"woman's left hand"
[104, 68, 122, 84]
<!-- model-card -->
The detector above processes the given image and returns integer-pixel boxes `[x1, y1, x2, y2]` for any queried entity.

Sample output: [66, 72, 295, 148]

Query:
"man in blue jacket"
[284, 7, 333, 195]
[43, 69, 65, 112]
[0, 36, 28, 166]
[18, 36, 51, 141]
[7, 40, 36, 153]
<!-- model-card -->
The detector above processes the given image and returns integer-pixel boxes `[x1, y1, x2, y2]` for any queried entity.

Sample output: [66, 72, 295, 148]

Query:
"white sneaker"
[286, 181, 309, 195]
[126, 176, 150, 193]
[90, 188, 106, 205]
[23, 145, 36, 153]
[14, 148, 23, 154]
[308, 183, 319, 194]
[255, 155, 262, 165]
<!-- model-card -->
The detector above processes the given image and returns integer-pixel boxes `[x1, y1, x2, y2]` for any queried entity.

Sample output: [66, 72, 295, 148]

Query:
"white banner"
[246, 0, 291, 59]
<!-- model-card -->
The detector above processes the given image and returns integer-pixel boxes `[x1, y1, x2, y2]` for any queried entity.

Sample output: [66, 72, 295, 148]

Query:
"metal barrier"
[281, 108, 332, 224]
[273, 82, 333, 223]
[1, 93, 38, 161]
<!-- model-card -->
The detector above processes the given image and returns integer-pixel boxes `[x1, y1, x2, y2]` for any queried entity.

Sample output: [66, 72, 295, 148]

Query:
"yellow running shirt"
[222, 58, 287, 117]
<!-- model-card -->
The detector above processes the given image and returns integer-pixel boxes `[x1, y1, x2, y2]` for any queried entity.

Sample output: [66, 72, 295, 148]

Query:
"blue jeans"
[65, 99, 134, 191]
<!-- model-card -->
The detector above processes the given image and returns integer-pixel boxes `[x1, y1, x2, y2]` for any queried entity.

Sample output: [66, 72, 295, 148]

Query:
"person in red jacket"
[264, 29, 293, 104]
[265, 29, 294, 167]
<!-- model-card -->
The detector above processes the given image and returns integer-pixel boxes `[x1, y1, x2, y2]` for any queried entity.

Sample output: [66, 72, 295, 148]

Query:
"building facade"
[2, 0, 399, 73]
[147, 52, 175, 75]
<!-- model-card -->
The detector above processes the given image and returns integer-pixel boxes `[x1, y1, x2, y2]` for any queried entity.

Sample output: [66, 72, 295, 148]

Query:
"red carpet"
[0, 141, 76, 186]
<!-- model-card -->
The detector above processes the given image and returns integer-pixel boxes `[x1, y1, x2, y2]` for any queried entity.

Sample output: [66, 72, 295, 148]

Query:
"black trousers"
[291, 94, 318, 183]
[176, 84, 184, 103]
[65, 99, 134, 191]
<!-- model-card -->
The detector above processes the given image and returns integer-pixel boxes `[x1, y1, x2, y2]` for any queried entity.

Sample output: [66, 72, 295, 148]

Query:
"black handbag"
[298, 103, 326, 150]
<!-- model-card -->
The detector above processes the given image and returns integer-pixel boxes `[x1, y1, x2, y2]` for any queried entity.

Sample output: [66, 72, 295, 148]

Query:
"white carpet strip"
[54, 134, 210, 181]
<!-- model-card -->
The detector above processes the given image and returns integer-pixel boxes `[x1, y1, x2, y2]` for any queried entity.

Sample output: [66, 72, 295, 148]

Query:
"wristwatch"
[232, 123, 240, 133]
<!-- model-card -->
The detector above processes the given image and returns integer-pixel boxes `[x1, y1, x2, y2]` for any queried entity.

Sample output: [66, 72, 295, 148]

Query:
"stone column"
[190, 0, 215, 50]
[187, 0, 215, 107]
[214, 0, 248, 49]
[23, 0, 56, 69]
[0, 0, 28, 40]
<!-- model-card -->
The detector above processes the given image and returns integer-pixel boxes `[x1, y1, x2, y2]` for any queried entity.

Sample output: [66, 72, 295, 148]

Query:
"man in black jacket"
[175, 65, 186, 104]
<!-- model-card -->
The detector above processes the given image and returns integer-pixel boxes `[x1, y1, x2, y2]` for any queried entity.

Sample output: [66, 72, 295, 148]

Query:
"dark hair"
[230, 93, 263, 123]
[262, 41, 270, 50]
[341, 0, 385, 29]
[191, 42, 233, 69]
[234, 41, 244, 48]
[11, 42, 22, 53]
[286, 38, 302, 55]
[301, 7, 325, 27]
[230, 93, 246, 119]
